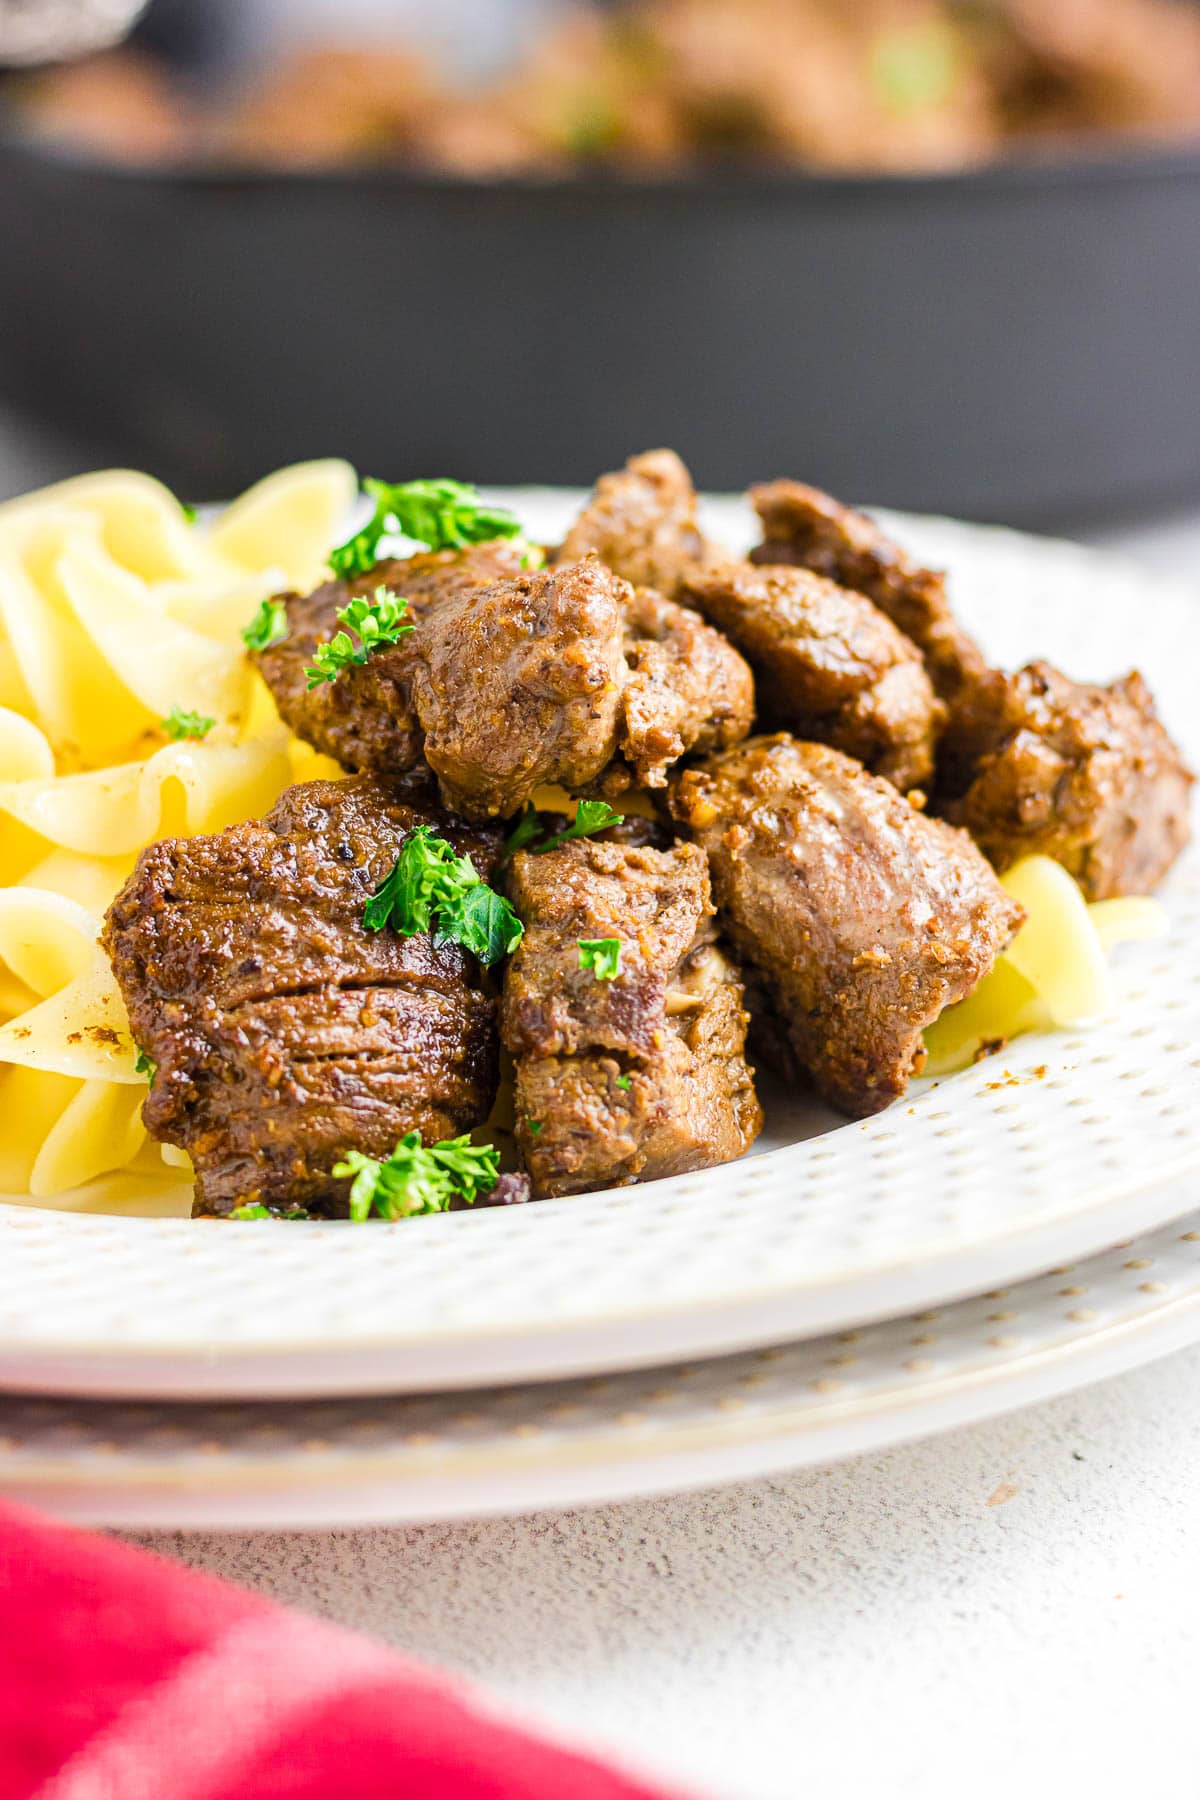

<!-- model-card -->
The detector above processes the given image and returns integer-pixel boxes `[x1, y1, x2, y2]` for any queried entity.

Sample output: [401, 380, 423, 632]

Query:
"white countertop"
[4, 406, 1199, 1800]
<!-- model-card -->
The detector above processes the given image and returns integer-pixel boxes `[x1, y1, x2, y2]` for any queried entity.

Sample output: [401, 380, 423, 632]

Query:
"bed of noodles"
[0, 463, 1163, 1218]
[0, 460, 356, 1214]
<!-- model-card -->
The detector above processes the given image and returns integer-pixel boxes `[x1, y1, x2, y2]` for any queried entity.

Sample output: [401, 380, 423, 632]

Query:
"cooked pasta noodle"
[922, 856, 1165, 1076]
[0, 459, 355, 1212]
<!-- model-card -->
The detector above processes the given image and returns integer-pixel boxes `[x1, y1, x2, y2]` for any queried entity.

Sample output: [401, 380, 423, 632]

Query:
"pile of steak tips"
[105, 451, 1193, 1217]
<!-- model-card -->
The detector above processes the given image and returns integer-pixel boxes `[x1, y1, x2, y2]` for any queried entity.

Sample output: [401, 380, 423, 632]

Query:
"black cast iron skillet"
[0, 130, 1197, 526]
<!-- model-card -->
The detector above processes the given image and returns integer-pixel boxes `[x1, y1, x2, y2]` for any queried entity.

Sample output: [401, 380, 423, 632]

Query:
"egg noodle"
[0, 460, 355, 1213]
[0, 463, 1164, 1216]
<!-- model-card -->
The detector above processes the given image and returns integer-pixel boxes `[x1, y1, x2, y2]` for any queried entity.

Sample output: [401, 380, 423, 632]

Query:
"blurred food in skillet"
[10, 0, 1200, 174]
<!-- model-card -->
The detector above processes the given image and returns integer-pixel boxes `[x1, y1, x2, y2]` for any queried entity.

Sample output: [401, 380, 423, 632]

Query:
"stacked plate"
[1, 497, 1198, 1528]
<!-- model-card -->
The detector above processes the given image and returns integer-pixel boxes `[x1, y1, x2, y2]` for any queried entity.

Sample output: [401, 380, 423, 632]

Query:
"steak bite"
[255, 539, 527, 777]
[406, 554, 629, 818]
[559, 448, 715, 598]
[680, 559, 941, 793]
[103, 775, 502, 1218]
[671, 735, 1024, 1117]
[749, 479, 986, 701]
[618, 584, 755, 788]
[937, 661, 1193, 899]
[503, 838, 761, 1197]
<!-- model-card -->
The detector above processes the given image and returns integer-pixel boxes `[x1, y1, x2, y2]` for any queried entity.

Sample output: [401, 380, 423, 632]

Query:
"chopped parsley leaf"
[334, 1131, 502, 1222]
[241, 597, 288, 653]
[526, 1119, 543, 1135]
[227, 1202, 312, 1220]
[180, 500, 198, 524]
[364, 825, 523, 966]
[615, 1074, 632, 1091]
[579, 938, 622, 981]
[329, 478, 522, 579]
[134, 1047, 156, 1086]
[501, 804, 544, 862]
[161, 706, 216, 742]
[305, 586, 413, 688]
[531, 799, 625, 854]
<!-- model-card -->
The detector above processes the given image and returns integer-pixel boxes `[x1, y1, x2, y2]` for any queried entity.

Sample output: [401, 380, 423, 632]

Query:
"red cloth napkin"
[0, 1500, 692, 1800]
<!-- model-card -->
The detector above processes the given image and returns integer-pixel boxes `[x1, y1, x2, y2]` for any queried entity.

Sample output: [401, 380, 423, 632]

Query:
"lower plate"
[2, 1189, 1198, 1528]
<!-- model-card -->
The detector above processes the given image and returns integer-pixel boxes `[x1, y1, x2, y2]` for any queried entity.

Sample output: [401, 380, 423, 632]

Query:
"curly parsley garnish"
[329, 478, 522, 579]
[502, 799, 626, 862]
[364, 826, 523, 967]
[334, 1131, 502, 1222]
[228, 1202, 311, 1221]
[304, 587, 413, 688]
[534, 799, 625, 853]
[241, 597, 288, 653]
[134, 1047, 156, 1086]
[579, 938, 622, 981]
[161, 706, 215, 742]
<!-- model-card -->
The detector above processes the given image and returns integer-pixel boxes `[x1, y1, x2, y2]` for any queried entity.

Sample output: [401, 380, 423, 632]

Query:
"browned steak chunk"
[255, 539, 527, 775]
[503, 839, 761, 1197]
[749, 479, 986, 701]
[406, 554, 629, 819]
[680, 560, 941, 793]
[559, 448, 715, 598]
[618, 585, 755, 788]
[671, 735, 1023, 1117]
[937, 661, 1193, 899]
[103, 775, 503, 1217]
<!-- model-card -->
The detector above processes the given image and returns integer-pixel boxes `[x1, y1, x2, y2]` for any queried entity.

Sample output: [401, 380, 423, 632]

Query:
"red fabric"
[0, 1501, 690, 1800]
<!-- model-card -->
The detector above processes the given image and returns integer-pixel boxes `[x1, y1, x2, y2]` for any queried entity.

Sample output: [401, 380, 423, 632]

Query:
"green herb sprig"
[305, 587, 413, 688]
[228, 1202, 311, 1221]
[364, 825, 523, 966]
[502, 798, 625, 862]
[134, 1047, 156, 1087]
[579, 938, 622, 981]
[241, 597, 288, 653]
[334, 1131, 502, 1222]
[329, 478, 522, 580]
[161, 706, 216, 742]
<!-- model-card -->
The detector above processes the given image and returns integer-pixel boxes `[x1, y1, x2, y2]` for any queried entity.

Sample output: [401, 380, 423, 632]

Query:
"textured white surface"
[133, 1342, 1200, 1800]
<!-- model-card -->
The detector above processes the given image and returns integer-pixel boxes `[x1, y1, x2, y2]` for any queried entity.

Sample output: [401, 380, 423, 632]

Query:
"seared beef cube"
[750, 479, 986, 701]
[672, 735, 1023, 1117]
[619, 585, 754, 787]
[407, 554, 629, 819]
[103, 775, 502, 1217]
[559, 449, 715, 598]
[503, 839, 761, 1197]
[255, 539, 527, 776]
[680, 560, 941, 793]
[938, 660, 1193, 899]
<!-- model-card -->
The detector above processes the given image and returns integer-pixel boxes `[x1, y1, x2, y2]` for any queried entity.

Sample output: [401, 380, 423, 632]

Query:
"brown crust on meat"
[749, 479, 987, 701]
[103, 775, 503, 1217]
[671, 734, 1024, 1116]
[937, 660, 1194, 898]
[559, 449, 716, 598]
[681, 559, 942, 792]
[503, 837, 761, 1196]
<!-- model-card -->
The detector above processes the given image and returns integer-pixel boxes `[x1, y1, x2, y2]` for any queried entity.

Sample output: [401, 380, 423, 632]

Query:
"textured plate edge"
[0, 1163, 1196, 1399]
[6, 1285, 1200, 1530]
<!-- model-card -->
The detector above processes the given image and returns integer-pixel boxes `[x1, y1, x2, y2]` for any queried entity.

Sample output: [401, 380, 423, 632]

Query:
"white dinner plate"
[2, 1194, 1198, 1528]
[0, 496, 1197, 1399]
